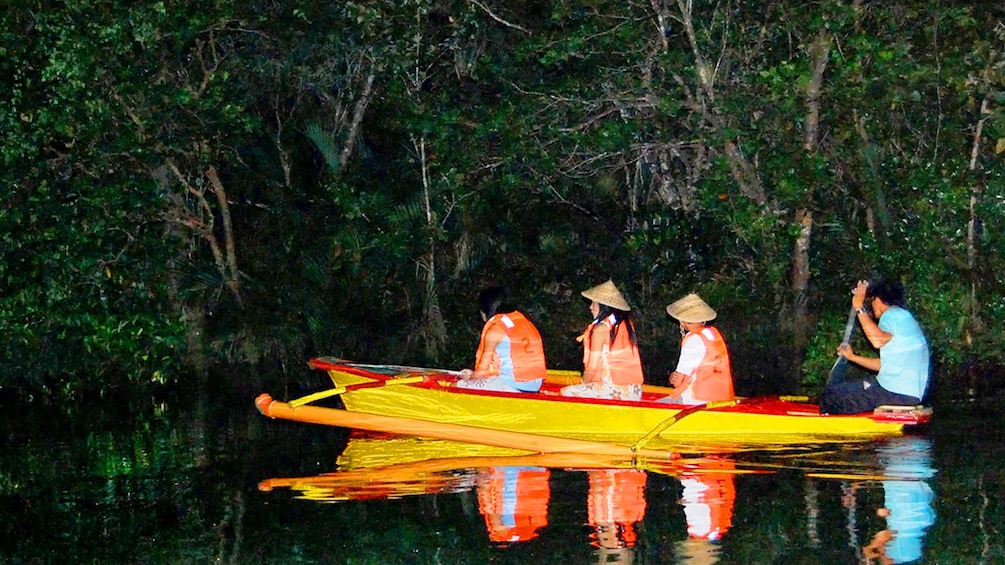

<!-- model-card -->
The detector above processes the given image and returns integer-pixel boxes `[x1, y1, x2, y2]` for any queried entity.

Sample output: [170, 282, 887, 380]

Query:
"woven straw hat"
[581, 280, 631, 311]
[666, 293, 717, 323]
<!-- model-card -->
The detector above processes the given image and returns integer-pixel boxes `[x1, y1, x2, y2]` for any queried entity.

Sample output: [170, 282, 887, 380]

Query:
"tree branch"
[337, 53, 376, 177]
[206, 166, 242, 307]
[467, 0, 531, 35]
[804, 30, 831, 151]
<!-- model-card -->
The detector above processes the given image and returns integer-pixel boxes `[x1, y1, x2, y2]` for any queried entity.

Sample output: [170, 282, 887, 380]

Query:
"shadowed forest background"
[2, 1, 1003, 406]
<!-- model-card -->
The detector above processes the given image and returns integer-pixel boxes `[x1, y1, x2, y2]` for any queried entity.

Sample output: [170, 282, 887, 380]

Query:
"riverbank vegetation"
[3, 1, 1003, 403]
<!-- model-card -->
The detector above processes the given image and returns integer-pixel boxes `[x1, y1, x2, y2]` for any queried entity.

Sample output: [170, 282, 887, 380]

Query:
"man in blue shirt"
[820, 279, 930, 415]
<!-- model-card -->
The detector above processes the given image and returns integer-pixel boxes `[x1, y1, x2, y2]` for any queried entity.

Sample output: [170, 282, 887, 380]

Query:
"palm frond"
[305, 122, 341, 174]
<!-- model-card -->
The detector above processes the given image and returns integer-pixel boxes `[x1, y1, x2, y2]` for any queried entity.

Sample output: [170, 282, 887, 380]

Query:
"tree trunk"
[165, 159, 243, 307]
[206, 166, 242, 307]
[674, 0, 766, 205]
[785, 30, 831, 384]
[964, 98, 990, 396]
[414, 136, 447, 361]
[790, 207, 813, 347]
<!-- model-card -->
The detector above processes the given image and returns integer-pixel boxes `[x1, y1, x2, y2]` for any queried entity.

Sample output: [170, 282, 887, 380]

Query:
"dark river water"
[3, 391, 1003, 564]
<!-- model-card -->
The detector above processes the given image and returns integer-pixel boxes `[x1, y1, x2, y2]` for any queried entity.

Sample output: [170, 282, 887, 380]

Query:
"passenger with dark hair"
[457, 287, 547, 393]
[820, 279, 930, 414]
[561, 280, 644, 401]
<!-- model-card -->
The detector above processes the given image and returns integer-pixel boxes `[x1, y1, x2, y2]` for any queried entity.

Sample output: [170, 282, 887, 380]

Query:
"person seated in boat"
[457, 286, 547, 392]
[820, 279, 930, 415]
[561, 280, 644, 401]
[660, 293, 735, 405]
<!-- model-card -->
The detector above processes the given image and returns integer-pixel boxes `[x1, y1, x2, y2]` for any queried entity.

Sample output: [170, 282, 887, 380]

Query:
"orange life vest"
[475, 311, 547, 383]
[587, 469, 648, 547]
[680, 464, 736, 540]
[680, 326, 734, 402]
[581, 317, 644, 386]
[477, 466, 550, 543]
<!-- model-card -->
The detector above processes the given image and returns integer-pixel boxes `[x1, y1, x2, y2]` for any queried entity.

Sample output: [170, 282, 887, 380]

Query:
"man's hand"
[458, 368, 474, 380]
[669, 371, 688, 388]
[851, 280, 869, 310]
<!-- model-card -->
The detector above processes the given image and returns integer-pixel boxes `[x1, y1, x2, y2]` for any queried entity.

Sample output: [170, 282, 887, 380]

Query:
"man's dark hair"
[866, 279, 906, 307]
[478, 286, 515, 318]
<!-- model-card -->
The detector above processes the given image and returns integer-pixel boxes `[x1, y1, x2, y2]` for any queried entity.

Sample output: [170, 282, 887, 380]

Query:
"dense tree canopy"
[2, 1, 1003, 401]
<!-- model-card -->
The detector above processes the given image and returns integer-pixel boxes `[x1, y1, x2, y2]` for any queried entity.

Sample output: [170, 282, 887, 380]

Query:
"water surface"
[3, 395, 1003, 563]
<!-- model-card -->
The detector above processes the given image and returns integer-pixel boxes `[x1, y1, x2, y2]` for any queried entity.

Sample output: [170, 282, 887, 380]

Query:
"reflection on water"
[477, 466, 550, 544]
[867, 436, 936, 564]
[587, 468, 646, 557]
[676, 458, 736, 564]
[258, 434, 939, 564]
[16, 396, 1005, 563]
[830, 436, 936, 565]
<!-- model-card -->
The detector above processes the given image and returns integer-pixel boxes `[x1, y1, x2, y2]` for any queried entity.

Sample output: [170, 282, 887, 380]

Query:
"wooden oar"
[255, 393, 680, 460]
[826, 307, 859, 386]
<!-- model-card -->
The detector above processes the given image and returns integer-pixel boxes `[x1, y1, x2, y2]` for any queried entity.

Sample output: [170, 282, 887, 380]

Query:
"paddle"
[827, 307, 859, 386]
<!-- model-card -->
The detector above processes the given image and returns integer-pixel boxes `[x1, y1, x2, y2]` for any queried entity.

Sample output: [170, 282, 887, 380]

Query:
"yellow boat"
[254, 358, 931, 454]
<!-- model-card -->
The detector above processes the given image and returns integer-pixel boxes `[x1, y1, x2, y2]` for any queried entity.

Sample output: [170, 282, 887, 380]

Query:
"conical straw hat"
[581, 280, 631, 311]
[666, 293, 717, 323]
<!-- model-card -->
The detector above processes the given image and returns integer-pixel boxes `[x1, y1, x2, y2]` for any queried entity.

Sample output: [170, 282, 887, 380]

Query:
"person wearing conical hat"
[561, 280, 644, 401]
[662, 293, 735, 405]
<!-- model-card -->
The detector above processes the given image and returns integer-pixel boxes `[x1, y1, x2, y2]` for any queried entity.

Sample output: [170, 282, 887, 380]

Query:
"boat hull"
[303, 358, 927, 449]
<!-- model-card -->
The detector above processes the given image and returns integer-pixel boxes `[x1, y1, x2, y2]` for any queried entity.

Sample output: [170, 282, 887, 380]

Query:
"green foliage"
[1, 5, 187, 393]
[2, 0, 1004, 400]
[305, 123, 343, 175]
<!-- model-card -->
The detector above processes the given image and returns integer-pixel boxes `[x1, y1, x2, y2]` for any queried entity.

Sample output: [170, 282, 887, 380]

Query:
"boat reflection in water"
[258, 434, 935, 562]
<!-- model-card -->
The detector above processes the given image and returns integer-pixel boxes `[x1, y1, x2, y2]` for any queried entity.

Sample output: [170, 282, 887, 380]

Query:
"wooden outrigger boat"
[255, 358, 931, 455]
